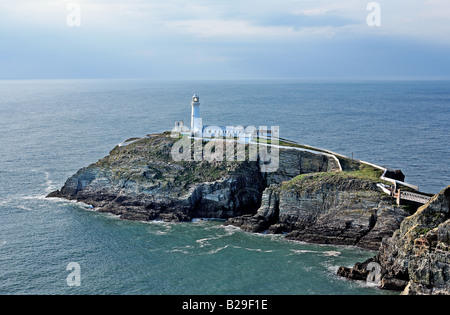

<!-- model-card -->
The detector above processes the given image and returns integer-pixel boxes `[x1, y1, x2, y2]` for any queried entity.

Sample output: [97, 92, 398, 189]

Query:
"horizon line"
[1, 76, 450, 82]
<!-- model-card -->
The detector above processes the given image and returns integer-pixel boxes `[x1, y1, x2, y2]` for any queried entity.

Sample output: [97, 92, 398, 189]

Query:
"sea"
[0, 79, 448, 295]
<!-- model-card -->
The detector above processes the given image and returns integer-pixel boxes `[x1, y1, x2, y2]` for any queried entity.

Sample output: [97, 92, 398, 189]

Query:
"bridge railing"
[393, 189, 432, 205]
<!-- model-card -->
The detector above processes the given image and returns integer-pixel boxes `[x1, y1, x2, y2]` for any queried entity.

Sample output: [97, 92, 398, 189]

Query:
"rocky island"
[48, 132, 449, 295]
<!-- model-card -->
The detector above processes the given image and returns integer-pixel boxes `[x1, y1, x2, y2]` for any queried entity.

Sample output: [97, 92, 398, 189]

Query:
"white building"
[173, 94, 275, 143]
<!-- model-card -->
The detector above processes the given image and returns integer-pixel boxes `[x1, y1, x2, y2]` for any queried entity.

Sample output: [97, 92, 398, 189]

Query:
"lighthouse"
[191, 94, 202, 137]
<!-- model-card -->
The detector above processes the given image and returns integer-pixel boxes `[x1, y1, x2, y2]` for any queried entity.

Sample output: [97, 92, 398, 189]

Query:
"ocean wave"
[323, 251, 341, 257]
[196, 235, 223, 247]
[326, 264, 341, 274]
[20, 194, 52, 201]
[0, 193, 81, 210]
[232, 245, 274, 253]
[290, 249, 341, 257]
[192, 218, 226, 223]
[168, 248, 190, 254]
[152, 229, 170, 235]
[144, 220, 174, 235]
[41, 196, 94, 209]
[196, 225, 238, 247]
[16, 205, 33, 211]
[205, 244, 231, 255]
[0, 198, 12, 206]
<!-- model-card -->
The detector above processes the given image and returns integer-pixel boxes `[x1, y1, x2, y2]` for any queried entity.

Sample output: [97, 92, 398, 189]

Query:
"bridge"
[359, 162, 432, 206]
[393, 189, 432, 206]
[377, 183, 432, 205]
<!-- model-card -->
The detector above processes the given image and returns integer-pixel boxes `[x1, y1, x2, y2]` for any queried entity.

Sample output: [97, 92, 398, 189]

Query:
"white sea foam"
[16, 205, 33, 211]
[290, 249, 341, 257]
[192, 218, 226, 223]
[196, 236, 220, 247]
[169, 248, 190, 254]
[197, 234, 228, 247]
[233, 245, 274, 253]
[290, 249, 317, 255]
[42, 196, 95, 211]
[323, 251, 341, 257]
[152, 229, 170, 235]
[205, 244, 230, 255]
[21, 194, 47, 201]
[1, 193, 55, 208]
[44, 171, 57, 193]
[0, 198, 13, 206]
[326, 264, 340, 274]
[144, 221, 174, 235]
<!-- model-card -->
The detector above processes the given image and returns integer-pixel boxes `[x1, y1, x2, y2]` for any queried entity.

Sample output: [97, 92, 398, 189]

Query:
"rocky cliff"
[226, 172, 410, 250]
[48, 133, 339, 222]
[338, 185, 450, 295]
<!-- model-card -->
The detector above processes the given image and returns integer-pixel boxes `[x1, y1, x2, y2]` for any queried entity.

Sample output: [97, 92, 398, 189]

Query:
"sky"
[0, 0, 450, 80]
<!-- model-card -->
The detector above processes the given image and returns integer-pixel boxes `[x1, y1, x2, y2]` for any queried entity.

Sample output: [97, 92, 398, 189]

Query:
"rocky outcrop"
[338, 186, 450, 295]
[48, 133, 339, 222]
[226, 172, 410, 250]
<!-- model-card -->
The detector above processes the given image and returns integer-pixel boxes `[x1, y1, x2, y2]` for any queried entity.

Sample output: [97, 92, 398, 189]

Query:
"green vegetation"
[96, 133, 238, 187]
[281, 172, 346, 191]
[415, 227, 433, 236]
[281, 167, 389, 192]
[174, 160, 230, 184]
[346, 163, 385, 181]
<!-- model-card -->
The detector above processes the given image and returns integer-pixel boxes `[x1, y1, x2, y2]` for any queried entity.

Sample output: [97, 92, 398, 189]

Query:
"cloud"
[1, 0, 448, 41]
[0, 0, 449, 79]
[164, 18, 338, 38]
[254, 12, 360, 30]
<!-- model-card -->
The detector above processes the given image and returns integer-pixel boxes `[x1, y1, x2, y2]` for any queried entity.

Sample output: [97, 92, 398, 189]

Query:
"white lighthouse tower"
[191, 94, 202, 137]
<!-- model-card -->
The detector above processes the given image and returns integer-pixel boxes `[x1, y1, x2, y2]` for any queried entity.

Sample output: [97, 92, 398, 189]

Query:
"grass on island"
[281, 169, 387, 191]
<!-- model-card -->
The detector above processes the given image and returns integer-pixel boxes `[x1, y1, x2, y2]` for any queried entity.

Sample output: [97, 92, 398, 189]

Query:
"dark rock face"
[337, 186, 450, 295]
[378, 186, 450, 295]
[226, 173, 410, 250]
[48, 136, 264, 221]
